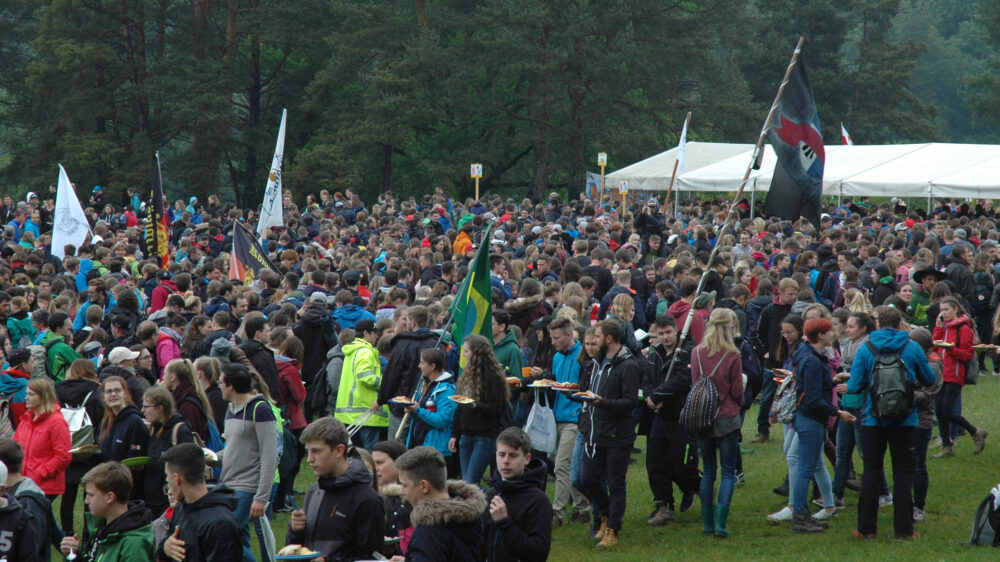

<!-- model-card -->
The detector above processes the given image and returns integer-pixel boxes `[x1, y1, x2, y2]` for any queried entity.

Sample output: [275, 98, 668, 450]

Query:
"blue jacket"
[847, 328, 935, 427]
[550, 341, 583, 423]
[331, 304, 375, 331]
[407, 373, 457, 456]
[792, 343, 838, 425]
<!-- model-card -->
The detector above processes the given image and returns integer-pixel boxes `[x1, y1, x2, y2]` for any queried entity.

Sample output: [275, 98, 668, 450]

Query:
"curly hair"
[456, 334, 510, 402]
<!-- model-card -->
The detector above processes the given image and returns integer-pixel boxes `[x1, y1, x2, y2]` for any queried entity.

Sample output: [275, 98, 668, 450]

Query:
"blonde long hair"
[701, 308, 739, 356]
[609, 292, 635, 322]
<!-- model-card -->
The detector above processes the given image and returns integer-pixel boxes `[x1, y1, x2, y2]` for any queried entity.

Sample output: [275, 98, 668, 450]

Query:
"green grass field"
[55, 379, 1000, 560]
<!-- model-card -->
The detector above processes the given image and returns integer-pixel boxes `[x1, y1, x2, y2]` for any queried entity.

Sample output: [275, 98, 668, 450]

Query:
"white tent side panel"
[841, 144, 1000, 197]
[605, 142, 752, 191]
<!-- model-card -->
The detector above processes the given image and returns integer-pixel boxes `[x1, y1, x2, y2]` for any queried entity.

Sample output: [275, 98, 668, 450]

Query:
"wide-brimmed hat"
[912, 267, 945, 284]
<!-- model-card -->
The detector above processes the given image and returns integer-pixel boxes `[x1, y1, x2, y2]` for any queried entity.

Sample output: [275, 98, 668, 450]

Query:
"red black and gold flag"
[229, 221, 280, 284]
[144, 152, 170, 269]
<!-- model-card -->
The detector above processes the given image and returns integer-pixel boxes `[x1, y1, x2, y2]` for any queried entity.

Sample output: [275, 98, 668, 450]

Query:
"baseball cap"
[309, 292, 328, 305]
[108, 347, 141, 364]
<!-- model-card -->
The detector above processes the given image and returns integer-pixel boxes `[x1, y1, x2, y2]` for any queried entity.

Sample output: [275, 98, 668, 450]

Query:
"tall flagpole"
[662, 111, 691, 218]
[667, 36, 805, 377]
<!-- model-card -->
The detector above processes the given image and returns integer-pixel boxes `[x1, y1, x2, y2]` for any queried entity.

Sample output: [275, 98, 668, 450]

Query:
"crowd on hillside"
[0, 184, 995, 560]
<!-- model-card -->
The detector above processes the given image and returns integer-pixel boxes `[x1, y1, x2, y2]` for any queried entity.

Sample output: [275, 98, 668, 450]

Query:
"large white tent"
[608, 142, 1000, 200]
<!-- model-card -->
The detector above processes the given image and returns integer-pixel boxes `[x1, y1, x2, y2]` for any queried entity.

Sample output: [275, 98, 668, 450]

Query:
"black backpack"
[968, 493, 1000, 546]
[866, 341, 913, 423]
[971, 273, 993, 316]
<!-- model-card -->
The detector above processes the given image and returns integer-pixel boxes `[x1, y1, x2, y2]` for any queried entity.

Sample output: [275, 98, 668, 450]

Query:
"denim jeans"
[459, 434, 495, 486]
[791, 414, 829, 514]
[234, 489, 273, 562]
[570, 431, 585, 491]
[912, 427, 932, 509]
[698, 429, 739, 507]
[352, 426, 383, 451]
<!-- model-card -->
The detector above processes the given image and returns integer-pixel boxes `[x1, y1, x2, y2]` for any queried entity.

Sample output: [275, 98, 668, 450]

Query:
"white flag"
[256, 108, 287, 238]
[676, 117, 689, 174]
[51, 165, 91, 259]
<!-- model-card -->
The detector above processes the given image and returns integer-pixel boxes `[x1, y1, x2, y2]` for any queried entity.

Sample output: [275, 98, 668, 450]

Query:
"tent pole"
[837, 185, 842, 209]
[750, 178, 756, 217]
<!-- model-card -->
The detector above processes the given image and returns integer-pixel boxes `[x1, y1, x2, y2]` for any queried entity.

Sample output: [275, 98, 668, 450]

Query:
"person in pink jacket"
[13, 378, 72, 498]
[155, 315, 185, 379]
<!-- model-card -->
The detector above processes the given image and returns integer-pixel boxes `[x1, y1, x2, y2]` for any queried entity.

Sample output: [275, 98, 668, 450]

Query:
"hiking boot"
[973, 428, 988, 454]
[571, 507, 591, 524]
[646, 503, 674, 526]
[595, 528, 618, 550]
[879, 494, 893, 508]
[913, 507, 926, 523]
[929, 436, 942, 449]
[592, 515, 609, 541]
[773, 475, 789, 497]
[767, 505, 793, 524]
[751, 433, 769, 444]
[680, 490, 696, 512]
[933, 446, 954, 458]
[791, 512, 827, 533]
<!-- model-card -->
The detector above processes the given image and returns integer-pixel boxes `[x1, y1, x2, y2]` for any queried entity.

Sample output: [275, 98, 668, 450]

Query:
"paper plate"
[69, 444, 100, 455]
[573, 393, 598, 402]
[276, 554, 319, 561]
[388, 399, 416, 407]
[121, 456, 150, 467]
[449, 395, 475, 405]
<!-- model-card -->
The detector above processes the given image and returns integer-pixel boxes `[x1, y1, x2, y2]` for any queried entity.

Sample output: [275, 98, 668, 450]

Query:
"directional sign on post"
[618, 180, 628, 194]
[470, 163, 483, 178]
[597, 152, 607, 166]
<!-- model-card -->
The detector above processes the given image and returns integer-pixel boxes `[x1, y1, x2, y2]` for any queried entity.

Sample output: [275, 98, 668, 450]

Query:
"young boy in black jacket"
[482, 427, 552, 562]
[287, 417, 385, 560]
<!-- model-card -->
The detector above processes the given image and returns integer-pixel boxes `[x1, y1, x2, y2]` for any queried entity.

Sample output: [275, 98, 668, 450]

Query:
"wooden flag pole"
[662, 111, 691, 218]
[666, 36, 805, 379]
[597, 152, 607, 205]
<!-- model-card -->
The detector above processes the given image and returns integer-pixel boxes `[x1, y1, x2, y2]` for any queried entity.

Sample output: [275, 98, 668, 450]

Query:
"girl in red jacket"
[14, 378, 72, 499]
[931, 296, 988, 457]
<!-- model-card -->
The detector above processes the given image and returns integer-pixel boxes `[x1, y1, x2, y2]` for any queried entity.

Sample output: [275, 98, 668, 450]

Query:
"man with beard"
[377, 306, 439, 440]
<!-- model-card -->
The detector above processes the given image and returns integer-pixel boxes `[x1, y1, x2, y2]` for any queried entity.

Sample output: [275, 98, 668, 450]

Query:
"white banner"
[256, 108, 287, 238]
[676, 118, 689, 175]
[51, 165, 91, 259]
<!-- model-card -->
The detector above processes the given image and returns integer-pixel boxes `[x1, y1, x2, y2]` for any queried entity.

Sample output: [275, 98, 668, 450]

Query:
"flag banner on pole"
[144, 152, 170, 269]
[677, 118, 689, 174]
[256, 108, 287, 239]
[229, 222, 280, 284]
[449, 226, 494, 366]
[51, 165, 90, 259]
[764, 56, 825, 231]
[586, 172, 600, 201]
[840, 122, 853, 145]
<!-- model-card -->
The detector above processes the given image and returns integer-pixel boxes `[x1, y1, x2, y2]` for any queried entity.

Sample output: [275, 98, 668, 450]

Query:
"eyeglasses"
[104, 388, 124, 396]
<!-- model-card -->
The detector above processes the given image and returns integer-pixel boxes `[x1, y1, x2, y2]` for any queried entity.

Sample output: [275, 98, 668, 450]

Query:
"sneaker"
[595, 528, 618, 550]
[680, 490, 696, 513]
[791, 512, 827, 533]
[767, 506, 793, 524]
[879, 494, 893, 508]
[973, 428, 988, 454]
[646, 504, 675, 526]
[751, 433, 769, 444]
[834, 496, 846, 509]
[913, 507, 926, 523]
[933, 445, 955, 458]
[552, 512, 564, 527]
[773, 476, 789, 497]
[846, 478, 862, 492]
[275, 504, 293, 514]
[929, 436, 943, 449]
[813, 508, 837, 521]
[735, 472, 746, 487]
[853, 529, 877, 541]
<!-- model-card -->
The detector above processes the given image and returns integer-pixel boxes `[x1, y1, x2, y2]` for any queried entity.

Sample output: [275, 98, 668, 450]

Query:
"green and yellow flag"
[450, 226, 494, 351]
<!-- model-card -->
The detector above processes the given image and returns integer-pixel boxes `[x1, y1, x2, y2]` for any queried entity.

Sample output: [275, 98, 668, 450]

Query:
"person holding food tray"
[404, 348, 459, 476]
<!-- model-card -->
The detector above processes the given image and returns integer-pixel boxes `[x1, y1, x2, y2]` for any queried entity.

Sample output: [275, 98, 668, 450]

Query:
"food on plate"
[506, 377, 521, 386]
[772, 368, 792, 378]
[552, 382, 580, 391]
[450, 394, 475, 404]
[389, 395, 415, 404]
[528, 379, 555, 388]
[932, 340, 953, 348]
[573, 390, 599, 400]
[277, 544, 318, 556]
[973, 344, 995, 351]
[69, 444, 100, 455]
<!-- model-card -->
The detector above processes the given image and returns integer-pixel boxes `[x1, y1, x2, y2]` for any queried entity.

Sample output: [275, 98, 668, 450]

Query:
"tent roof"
[605, 142, 751, 191]
[614, 142, 1000, 198]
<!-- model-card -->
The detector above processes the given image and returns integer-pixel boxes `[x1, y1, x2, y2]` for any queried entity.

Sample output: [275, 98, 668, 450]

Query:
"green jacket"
[81, 503, 154, 562]
[493, 329, 523, 378]
[334, 338, 388, 427]
[910, 287, 931, 327]
[41, 330, 80, 381]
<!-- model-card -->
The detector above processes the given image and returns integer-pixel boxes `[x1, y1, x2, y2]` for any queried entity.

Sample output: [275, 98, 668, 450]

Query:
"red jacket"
[150, 280, 179, 313]
[13, 405, 72, 494]
[276, 358, 307, 430]
[932, 315, 975, 385]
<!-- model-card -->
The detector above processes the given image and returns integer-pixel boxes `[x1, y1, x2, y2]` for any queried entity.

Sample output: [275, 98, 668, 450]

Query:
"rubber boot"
[701, 502, 715, 535]
[714, 504, 732, 538]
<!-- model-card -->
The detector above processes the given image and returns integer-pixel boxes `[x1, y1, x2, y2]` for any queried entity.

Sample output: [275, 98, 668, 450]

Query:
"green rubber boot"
[714, 504, 732, 538]
[701, 502, 715, 535]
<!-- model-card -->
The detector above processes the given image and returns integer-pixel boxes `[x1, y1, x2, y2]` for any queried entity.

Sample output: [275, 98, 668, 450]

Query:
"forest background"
[2, 0, 1000, 207]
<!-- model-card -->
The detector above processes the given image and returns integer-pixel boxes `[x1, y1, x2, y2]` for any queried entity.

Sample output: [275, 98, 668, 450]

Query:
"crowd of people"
[0, 185, 994, 560]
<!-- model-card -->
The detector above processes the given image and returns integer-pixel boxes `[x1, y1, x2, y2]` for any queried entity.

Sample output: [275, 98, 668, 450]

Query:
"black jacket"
[0, 493, 37, 562]
[406, 480, 486, 562]
[482, 458, 552, 562]
[378, 330, 439, 416]
[752, 300, 792, 368]
[194, 329, 234, 359]
[285, 453, 384, 561]
[451, 368, 507, 439]
[9, 478, 51, 562]
[145, 413, 194, 515]
[98, 405, 149, 463]
[643, 340, 695, 438]
[579, 346, 640, 447]
[239, 339, 281, 399]
[293, 304, 337, 385]
[158, 485, 242, 562]
[581, 264, 614, 302]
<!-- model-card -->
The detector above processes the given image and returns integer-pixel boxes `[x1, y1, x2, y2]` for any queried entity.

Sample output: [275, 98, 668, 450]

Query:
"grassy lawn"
[54, 379, 1000, 560]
